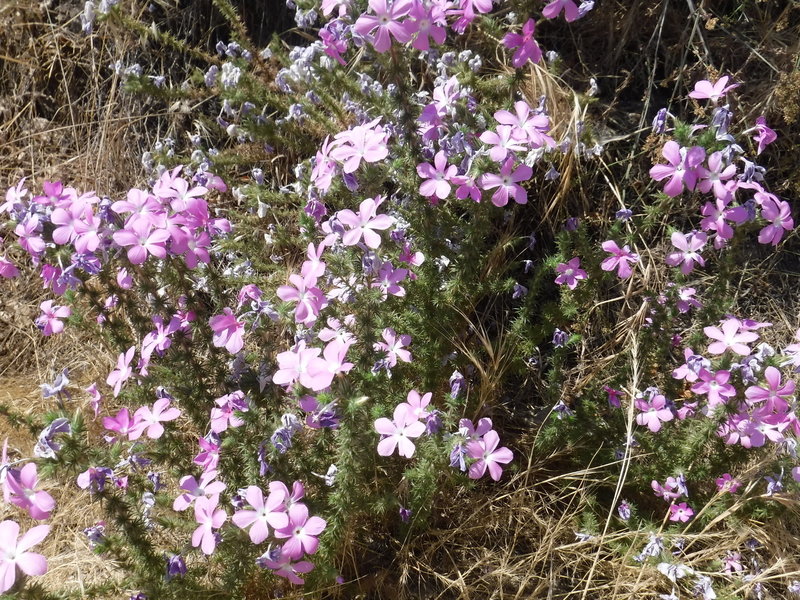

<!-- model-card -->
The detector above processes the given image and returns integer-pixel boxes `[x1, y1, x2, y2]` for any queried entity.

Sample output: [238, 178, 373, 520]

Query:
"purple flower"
[503, 19, 542, 68]
[600, 240, 639, 279]
[617, 500, 631, 521]
[649, 141, 706, 197]
[555, 257, 588, 290]
[166, 554, 186, 580]
[665, 231, 706, 274]
[399, 507, 412, 523]
[552, 328, 568, 347]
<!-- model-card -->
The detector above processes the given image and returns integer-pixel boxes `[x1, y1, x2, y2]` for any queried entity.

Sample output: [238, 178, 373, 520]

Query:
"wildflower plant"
[1, 0, 799, 598]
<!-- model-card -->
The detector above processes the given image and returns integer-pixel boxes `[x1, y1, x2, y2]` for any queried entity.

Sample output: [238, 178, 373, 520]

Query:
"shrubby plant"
[1, 0, 799, 598]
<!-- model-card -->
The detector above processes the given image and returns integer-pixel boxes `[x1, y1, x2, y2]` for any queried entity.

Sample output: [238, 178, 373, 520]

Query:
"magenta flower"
[275, 503, 326, 559]
[466, 430, 513, 481]
[554, 257, 588, 290]
[699, 198, 748, 242]
[751, 116, 777, 155]
[373, 327, 412, 367]
[106, 346, 135, 397]
[479, 158, 532, 207]
[36, 301, 71, 336]
[668, 502, 694, 522]
[102, 407, 141, 441]
[14, 214, 45, 256]
[0, 521, 49, 594]
[417, 151, 457, 200]
[604, 386, 623, 408]
[715, 473, 741, 494]
[192, 495, 227, 555]
[688, 76, 738, 103]
[405, 1, 447, 51]
[503, 19, 542, 68]
[542, 0, 580, 21]
[194, 435, 221, 472]
[353, 0, 413, 53]
[635, 393, 673, 432]
[374, 404, 426, 458]
[451, 174, 482, 202]
[600, 240, 639, 279]
[665, 231, 707, 274]
[745, 366, 795, 412]
[691, 369, 736, 409]
[112, 220, 169, 264]
[703, 318, 758, 356]
[758, 196, 793, 246]
[232, 485, 289, 544]
[173, 471, 226, 511]
[209, 308, 245, 354]
[337, 196, 394, 248]
[649, 141, 706, 197]
[330, 118, 389, 173]
[129, 398, 180, 440]
[5, 463, 55, 520]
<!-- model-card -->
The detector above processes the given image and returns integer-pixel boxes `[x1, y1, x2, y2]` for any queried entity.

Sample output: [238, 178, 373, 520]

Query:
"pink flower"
[273, 342, 334, 391]
[209, 391, 248, 433]
[277, 273, 327, 326]
[554, 257, 587, 289]
[129, 398, 181, 440]
[36, 300, 71, 336]
[398, 389, 432, 420]
[337, 196, 394, 248]
[106, 346, 135, 397]
[260, 550, 315, 585]
[649, 141, 706, 197]
[668, 502, 694, 522]
[494, 101, 554, 148]
[0, 520, 49, 594]
[0, 256, 19, 279]
[600, 240, 639, 279]
[275, 503, 327, 559]
[703, 318, 758, 356]
[374, 327, 412, 367]
[635, 393, 673, 432]
[503, 19, 542, 68]
[112, 220, 169, 265]
[697, 151, 737, 201]
[691, 369, 736, 409]
[330, 118, 389, 173]
[209, 308, 245, 354]
[451, 174, 481, 202]
[676, 287, 702, 313]
[745, 366, 795, 412]
[665, 231, 707, 274]
[479, 125, 527, 162]
[715, 473, 741, 494]
[192, 495, 227, 555]
[321, 339, 354, 376]
[102, 407, 141, 441]
[758, 196, 793, 246]
[5, 463, 55, 520]
[353, 0, 413, 53]
[232, 485, 289, 544]
[651, 478, 681, 501]
[752, 116, 776, 155]
[466, 430, 513, 481]
[688, 76, 738, 103]
[374, 404, 426, 458]
[542, 0, 581, 21]
[417, 151, 457, 200]
[479, 158, 532, 207]
[173, 471, 226, 511]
